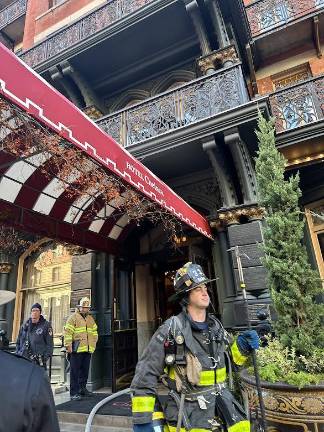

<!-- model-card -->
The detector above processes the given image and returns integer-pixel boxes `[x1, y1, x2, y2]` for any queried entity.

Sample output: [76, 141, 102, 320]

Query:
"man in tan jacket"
[64, 297, 98, 400]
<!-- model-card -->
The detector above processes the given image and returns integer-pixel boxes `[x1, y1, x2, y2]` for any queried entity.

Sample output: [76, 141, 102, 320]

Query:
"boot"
[80, 387, 94, 397]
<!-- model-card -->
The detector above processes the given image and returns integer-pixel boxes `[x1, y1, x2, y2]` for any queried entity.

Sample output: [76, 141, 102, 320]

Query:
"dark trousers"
[69, 352, 91, 396]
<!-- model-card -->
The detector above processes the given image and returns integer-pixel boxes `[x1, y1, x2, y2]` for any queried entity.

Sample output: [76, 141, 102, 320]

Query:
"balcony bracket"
[60, 60, 105, 117]
[224, 128, 257, 205]
[49, 66, 85, 110]
[313, 16, 322, 59]
[202, 137, 237, 208]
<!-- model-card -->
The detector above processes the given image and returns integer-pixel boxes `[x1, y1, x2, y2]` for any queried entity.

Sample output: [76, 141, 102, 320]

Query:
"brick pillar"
[22, 0, 48, 50]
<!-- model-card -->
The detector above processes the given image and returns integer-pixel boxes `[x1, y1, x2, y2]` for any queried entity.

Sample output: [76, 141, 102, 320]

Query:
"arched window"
[21, 243, 72, 344]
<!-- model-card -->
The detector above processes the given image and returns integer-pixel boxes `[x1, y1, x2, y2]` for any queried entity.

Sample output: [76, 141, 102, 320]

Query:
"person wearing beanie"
[0, 291, 60, 432]
[16, 302, 54, 369]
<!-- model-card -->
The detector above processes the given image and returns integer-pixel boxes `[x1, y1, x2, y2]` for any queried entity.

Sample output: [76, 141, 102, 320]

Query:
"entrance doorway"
[151, 236, 219, 328]
[112, 259, 137, 392]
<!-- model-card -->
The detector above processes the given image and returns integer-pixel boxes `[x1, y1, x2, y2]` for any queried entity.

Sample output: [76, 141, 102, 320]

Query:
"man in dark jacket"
[0, 291, 60, 432]
[131, 262, 260, 432]
[16, 302, 54, 369]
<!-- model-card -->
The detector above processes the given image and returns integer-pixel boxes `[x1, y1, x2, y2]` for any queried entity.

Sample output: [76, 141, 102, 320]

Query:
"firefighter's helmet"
[78, 297, 91, 308]
[169, 262, 216, 301]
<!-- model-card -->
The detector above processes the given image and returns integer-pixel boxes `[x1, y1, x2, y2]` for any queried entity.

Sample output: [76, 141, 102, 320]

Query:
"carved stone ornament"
[0, 263, 13, 273]
[197, 45, 239, 75]
[83, 105, 103, 120]
[210, 205, 265, 229]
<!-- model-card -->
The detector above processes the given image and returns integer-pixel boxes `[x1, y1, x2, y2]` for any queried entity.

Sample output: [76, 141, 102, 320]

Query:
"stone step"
[58, 412, 132, 432]
[60, 422, 130, 432]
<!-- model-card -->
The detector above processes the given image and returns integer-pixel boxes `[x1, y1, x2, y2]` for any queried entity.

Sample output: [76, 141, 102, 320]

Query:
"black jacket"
[0, 350, 60, 432]
[16, 315, 53, 360]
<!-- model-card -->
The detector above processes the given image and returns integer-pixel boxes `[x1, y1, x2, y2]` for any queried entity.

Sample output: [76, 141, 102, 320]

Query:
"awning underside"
[0, 101, 151, 252]
[0, 43, 212, 252]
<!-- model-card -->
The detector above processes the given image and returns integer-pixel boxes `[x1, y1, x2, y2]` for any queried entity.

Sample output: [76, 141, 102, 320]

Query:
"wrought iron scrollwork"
[246, 0, 323, 36]
[270, 77, 324, 132]
[0, 0, 27, 30]
[98, 65, 248, 147]
[20, 0, 154, 68]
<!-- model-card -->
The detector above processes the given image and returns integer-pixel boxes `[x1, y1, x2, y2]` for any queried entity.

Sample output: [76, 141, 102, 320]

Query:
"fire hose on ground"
[84, 387, 131, 432]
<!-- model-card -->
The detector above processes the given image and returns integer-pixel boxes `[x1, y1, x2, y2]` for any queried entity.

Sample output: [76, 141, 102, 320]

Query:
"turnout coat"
[64, 310, 98, 353]
[0, 350, 60, 432]
[131, 311, 250, 432]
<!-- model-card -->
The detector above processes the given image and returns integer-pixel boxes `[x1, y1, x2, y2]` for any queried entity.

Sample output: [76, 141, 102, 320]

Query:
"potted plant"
[240, 114, 324, 431]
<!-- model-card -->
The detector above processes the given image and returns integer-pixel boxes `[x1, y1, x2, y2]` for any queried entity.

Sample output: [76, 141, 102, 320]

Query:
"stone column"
[183, 0, 212, 59]
[204, 0, 230, 49]
[0, 262, 13, 334]
[211, 206, 272, 330]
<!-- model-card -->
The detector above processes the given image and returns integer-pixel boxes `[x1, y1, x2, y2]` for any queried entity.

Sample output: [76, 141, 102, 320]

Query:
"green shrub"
[253, 114, 324, 386]
[248, 337, 324, 388]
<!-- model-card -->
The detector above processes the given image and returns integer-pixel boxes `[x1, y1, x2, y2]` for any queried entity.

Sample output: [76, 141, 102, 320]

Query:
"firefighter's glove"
[133, 423, 154, 432]
[237, 330, 259, 353]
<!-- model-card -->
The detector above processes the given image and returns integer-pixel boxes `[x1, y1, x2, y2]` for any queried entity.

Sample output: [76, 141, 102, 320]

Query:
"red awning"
[0, 43, 212, 252]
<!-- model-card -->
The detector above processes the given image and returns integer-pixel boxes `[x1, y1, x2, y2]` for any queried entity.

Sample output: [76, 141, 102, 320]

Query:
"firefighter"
[16, 302, 53, 369]
[0, 291, 60, 432]
[64, 297, 98, 400]
[131, 262, 260, 432]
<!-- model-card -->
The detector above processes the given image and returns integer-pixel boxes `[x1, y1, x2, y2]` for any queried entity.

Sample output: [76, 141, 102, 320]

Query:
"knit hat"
[31, 302, 42, 312]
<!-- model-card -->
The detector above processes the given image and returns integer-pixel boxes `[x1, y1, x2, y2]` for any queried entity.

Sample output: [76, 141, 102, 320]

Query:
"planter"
[240, 370, 324, 432]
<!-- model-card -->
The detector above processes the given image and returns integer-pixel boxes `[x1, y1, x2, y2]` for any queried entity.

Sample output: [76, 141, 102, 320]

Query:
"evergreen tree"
[255, 114, 324, 358]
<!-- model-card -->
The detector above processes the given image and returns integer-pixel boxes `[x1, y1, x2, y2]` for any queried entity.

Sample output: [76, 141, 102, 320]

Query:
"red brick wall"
[257, 77, 274, 96]
[23, 0, 94, 50]
[22, 0, 49, 49]
[309, 57, 324, 76]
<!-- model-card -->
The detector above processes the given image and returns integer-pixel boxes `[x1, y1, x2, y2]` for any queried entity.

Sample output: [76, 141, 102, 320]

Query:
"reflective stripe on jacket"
[131, 311, 250, 432]
[64, 310, 98, 354]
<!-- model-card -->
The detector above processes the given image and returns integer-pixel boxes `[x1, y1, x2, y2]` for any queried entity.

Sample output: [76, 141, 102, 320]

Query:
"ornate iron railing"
[0, 0, 26, 30]
[20, 0, 155, 68]
[269, 75, 324, 132]
[246, 0, 323, 36]
[97, 64, 249, 147]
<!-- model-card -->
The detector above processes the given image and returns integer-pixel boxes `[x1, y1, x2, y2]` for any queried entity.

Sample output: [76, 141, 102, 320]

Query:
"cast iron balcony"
[269, 75, 324, 132]
[20, 0, 155, 68]
[97, 64, 249, 147]
[0, 0, 26, 31]
[246, 0, 324, 37]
